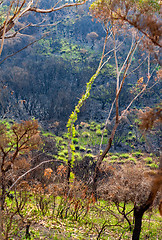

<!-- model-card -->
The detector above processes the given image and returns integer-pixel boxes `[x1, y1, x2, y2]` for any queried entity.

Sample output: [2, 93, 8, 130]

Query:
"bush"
[62, 133, 68, 139]
[96, 129, 102, 136]
[84, 153, 94, 160]
[73, 138, 79, 144]
[128, 157, 136, 163]
[75, 131, 80, 137]
[82, 131, 90, 138]
[149, 163, 158, 169]
[80, 146, 86, 152]
[119, 153, 130, 159]
[144, 157, 153, 164]
[62, 141, 67, 146]
[110, 155, 118, 160]
[132, 152, 143, 158]
[61, 149, 68, 155]
[109, 152, 119, 156]
[90, 125, 96, 131]
[103, 132, 107, 137]
[87, 148, 92, 153]
[74, 152, 82, 161]
[75, 145, 80, 151]
[90, 121, 96, 131]
[58, 152, 66, 157]
[96, 124, 101, 130]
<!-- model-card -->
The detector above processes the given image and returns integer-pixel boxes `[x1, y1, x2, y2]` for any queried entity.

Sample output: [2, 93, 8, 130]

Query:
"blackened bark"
[92, 166, 100, 200]
[132, 207, 144, 240]
[132, 174, 162, 240]
[66, 159, 71, 184]
[1, 170, 6, 210]
[25, 224, 31, 239]
[92, 122, 119, 200]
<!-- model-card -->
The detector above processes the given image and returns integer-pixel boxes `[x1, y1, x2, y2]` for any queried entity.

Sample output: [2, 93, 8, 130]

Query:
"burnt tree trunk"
[92, 122, 119, 199]
[67, 139, 72, 185]
[1, 170, 6, 210]
[132, 207, 145, 240]
[132, 173, 162, 240]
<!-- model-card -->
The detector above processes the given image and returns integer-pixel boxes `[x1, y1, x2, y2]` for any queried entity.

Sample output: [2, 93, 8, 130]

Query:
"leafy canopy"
[90, 0, 161, 47]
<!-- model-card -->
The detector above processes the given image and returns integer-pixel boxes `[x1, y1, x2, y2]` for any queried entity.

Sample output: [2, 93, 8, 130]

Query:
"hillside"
[0, 1, 161, 240]
[0, 1, 160, 130]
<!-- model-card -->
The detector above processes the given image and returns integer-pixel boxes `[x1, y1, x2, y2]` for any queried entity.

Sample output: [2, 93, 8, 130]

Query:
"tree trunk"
[132, 173, 162, 240]
[66, 159, 71, 184]
[1, 169, 6, 210]
[67, 139, 72, 184]
[92, 122, 119, 199]
[132, 207, 144, 240]
[92, 166, 100, 200]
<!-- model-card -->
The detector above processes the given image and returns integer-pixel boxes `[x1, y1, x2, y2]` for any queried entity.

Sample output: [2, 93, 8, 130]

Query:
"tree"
[98, 164, 162, 239]
[86, 31, 99, 49]
[0, 119, 41, 210]
[88, 0, 161, 186]
[0, 0, 86, 56]
[90, 0, 162, 48]
[89, 2, 161, 239]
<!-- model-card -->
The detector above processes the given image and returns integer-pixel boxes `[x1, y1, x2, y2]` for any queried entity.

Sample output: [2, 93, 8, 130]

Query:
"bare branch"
[0, 0, 86, 55]
[0, 32, 49, 65]
[8, 158, 64, 192]
[0, 1, 14, 55]
[29, 1, 87, 13]
[3, 23, 32, 39]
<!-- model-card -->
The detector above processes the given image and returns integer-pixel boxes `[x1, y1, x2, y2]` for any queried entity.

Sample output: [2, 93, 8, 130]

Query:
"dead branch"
[0, 31, 49, 65]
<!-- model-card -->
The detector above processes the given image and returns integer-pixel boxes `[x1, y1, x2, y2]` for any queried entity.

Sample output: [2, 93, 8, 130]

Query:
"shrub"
[128, 157, 136, 163]
[75, 131, 80, 137]
[61, 149, 68, 155]
[110, 155, 118, 160]
[75, 145, 80, 151]
[90, 125, 96, 131]
[96, 124, 101, 130]
[96, 129, 102, 136]
[109, 152, 120, 156]
[149, 163, 158, 169]
[144, 157, 153, 164]
[58, 152, 66, 157]
[62, 133, 68, 139]
[82, 131, 90, 138]
[58, 156, 67, 162]
[80, 146, 86, 152]
[119, 153, 130, 159]
[62, 141, 67, 146]
[132, 152, 143, 158]
[87, 148, 92, 153]
[74, 152, 82, 161]
[90, 121, 96, 126]
[42, 131, 55, 137]
[90, 121, 96, 131]
[73, 138, 79, 144]
[84, 153, 94, 160]
[103, 132, 107, 137]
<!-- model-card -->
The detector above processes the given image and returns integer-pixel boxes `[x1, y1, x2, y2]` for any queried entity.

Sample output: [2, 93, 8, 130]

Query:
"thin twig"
[8, 158, 64, 192]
